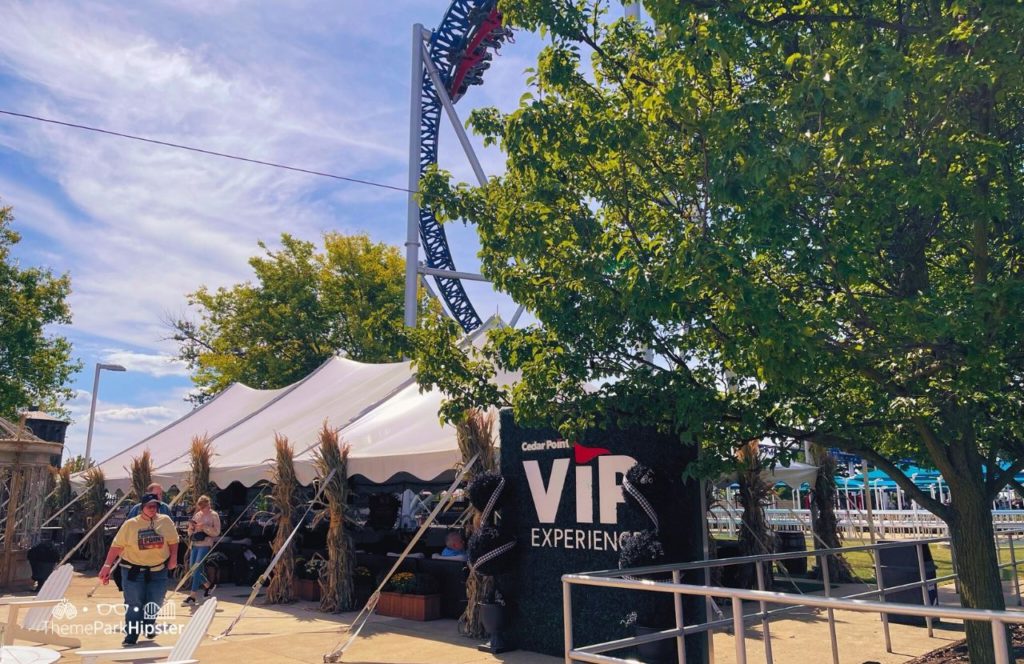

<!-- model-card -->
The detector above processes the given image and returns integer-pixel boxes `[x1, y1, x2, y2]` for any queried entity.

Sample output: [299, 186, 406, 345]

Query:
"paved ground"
[2, 572, 1021, 663]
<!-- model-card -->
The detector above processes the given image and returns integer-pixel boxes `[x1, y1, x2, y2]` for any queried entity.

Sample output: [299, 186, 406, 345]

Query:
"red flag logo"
[574, 442, 611, 464]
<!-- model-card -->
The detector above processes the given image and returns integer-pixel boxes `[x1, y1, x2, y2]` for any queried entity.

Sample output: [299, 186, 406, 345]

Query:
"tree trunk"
[809, 446, 854, 583]
[947, 479, 1007, 664]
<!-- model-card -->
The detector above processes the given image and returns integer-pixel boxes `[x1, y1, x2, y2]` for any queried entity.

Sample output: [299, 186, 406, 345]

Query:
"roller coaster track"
[418, 0, 512, 332]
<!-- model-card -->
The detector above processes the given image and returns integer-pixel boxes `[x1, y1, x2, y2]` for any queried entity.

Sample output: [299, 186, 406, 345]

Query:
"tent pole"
[57, 492, 131, 566]
[323, 453, 480, 663]
[214, 469, 338, 640]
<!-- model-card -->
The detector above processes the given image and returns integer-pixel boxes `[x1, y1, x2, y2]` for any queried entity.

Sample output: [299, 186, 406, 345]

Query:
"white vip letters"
[524, 458, 569, 522]
[524, 454, 636, 525]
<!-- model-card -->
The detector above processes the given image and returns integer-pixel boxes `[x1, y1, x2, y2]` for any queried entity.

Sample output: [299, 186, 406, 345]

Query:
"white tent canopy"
[294, 382, 471, 486]
[77, 383, 291, 492]
[152, 357, 417, 490]
[75, 317, 508, 493]
[721, 461, 819, 488]
[762, 461, 818, 488]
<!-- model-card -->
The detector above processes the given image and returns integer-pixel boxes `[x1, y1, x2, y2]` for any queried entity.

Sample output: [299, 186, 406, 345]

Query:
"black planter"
[636, 624, 678, 663]
[354, 578, 374, 606]
[27, 541, 59, 589]
[478, 602, 513, 654]
[29, 558, 56, 587]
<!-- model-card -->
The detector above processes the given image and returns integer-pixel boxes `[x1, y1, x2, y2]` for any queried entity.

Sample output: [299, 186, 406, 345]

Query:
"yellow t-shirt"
[112, 513, 180, 568]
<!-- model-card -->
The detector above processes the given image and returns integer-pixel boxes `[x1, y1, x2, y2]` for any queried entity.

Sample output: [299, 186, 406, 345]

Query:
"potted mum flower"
[377, 572, 441, 621]
[295, 556, 326, 601]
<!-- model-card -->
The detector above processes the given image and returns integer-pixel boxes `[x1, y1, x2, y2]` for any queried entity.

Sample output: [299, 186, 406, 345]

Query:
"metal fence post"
[819, 554, 840, 664]
[915, 542, 935, 637]
[950, 540, 961, 595]
[707, 592, 717, 664]
[672, 570, 687, 664]
[992, 619, 1010, 664]
[1008, 532, 1021, 607]
[872, 548, 894, 653]
[732, 596, 747, 664]
[563, 579, 573, 663]
[754, 561, 774, 664]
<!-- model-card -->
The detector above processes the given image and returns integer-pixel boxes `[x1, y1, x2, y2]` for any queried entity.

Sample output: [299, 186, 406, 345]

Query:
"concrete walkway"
[1, 573, 1015, 663]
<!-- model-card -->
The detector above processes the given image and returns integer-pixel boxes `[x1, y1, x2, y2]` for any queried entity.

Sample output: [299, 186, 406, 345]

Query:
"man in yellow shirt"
[99, 493, 179, 646]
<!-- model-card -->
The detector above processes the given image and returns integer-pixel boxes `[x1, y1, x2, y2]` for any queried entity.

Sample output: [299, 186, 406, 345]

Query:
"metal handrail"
[581, 534, 954, 578]
[562, 575, 1024, 664]
[562, 529, 1024, 664]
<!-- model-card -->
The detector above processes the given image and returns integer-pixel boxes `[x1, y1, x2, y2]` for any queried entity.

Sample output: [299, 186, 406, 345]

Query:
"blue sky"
[0, 1, 607, 463]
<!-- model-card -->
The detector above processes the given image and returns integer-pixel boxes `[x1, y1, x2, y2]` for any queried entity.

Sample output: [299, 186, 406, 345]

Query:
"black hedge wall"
[498, 410, 707, 661]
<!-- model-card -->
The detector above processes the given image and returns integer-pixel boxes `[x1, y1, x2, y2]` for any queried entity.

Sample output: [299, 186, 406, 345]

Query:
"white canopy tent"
[75, 317, 507, 493]
[152, 357, 417, 489]
[78, 383, 292, 493]
[762, 461, 818, 488]
[720, 460, 819, 488]
[294, 382, 471, 487]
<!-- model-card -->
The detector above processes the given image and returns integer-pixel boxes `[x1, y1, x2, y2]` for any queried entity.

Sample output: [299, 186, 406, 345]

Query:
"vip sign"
[500, 410, 703, 658]
[522, 441, 639, 551]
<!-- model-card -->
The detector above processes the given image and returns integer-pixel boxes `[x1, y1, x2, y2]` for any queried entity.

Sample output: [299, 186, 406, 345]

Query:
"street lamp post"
[84, 363, 126, 467]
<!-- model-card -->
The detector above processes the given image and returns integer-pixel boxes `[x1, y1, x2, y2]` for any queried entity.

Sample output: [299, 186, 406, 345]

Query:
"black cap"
[140, 493, 161, 505]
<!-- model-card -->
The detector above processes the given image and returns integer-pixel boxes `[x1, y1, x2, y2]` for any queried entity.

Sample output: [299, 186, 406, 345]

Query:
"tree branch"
[988, 454, 1024, 502]
[767, 421, 949, 518]
[857, 447, 949, 519]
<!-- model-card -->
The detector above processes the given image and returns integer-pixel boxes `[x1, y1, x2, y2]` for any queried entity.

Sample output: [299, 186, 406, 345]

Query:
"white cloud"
[1, 1, 543, 451]
[98, 405, 178, 424]
[100, 349, 189, 378]
[0, 1, 420, 351]
[64, 387, 192, 462]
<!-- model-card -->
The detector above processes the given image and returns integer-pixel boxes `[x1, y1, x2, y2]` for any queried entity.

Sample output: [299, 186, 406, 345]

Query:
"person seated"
[436, 530, 467, 560]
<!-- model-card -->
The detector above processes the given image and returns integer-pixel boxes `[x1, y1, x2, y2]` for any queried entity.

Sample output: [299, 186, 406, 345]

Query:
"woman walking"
[99, 493, 179, 646]
[182, 494, 221, 605]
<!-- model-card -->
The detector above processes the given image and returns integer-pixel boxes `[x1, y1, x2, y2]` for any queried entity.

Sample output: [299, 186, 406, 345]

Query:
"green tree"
[171, 232, 430, 403]
[415, 2, 1024, 660]
[0, 201, 80, 418]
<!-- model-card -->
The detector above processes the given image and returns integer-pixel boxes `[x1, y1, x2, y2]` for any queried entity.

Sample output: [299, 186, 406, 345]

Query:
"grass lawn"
[715, 533, 1024, 587]
[825, 537, 1019, 586]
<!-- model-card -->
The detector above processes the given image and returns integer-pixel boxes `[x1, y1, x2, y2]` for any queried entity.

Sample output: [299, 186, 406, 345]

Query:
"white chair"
[0, 563, 79, 648]
[76, 597, 216, 664]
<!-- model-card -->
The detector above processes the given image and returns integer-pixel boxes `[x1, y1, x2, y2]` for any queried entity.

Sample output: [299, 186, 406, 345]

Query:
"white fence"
[710, 505, 1024, 538]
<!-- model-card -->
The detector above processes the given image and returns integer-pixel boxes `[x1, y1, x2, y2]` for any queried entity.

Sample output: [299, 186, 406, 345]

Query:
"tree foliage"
[416, 2, 1024, 660]
[171, 232, 429, 403]
[0, 201, 80, 419]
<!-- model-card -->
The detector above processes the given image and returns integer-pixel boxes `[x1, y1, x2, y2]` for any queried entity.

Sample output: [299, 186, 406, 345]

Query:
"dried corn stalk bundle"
[187, 435, 214, 505]
[314, 423, 354, 613]
[266, 434, 298, 604]
[456, 408, 497, 638]
[130, 450, 153, 501]
[83, 467, 107, 569]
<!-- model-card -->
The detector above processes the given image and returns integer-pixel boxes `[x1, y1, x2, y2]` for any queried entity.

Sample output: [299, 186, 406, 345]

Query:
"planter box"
[377, 591, 441, 621]
[297, 577, 321, 602]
